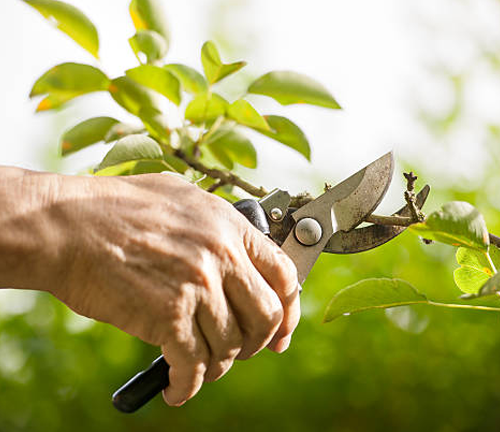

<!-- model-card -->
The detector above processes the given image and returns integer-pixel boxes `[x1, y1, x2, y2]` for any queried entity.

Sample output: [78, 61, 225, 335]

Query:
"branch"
[491, 233, 500, 249]
[174, 149, 268, 197]
[364, 171, 427, 227]
[206, 180, 226, 193]
[403, 171, 425, 222]
[170, 158, 500, 251]
[365, 214, 414, 227]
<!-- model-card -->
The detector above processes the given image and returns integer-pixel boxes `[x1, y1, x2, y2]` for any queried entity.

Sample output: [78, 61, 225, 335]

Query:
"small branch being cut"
[175, 155, 438, 232]
[364, 171, 426, 227]
[365, 214, 414, 227]
[403, 171, 425, 222]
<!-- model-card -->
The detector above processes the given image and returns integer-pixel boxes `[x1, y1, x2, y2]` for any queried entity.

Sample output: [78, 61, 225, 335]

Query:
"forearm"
[0, 166, 66, 291]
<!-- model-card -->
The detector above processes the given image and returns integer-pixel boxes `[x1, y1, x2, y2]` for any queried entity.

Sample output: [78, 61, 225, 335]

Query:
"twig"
[491, 233, 500, 249]
[403, 171, 425, 222]
[365, 214, 414, 227]
[206, 180, 226, 193]
[174, 149, 268, 197]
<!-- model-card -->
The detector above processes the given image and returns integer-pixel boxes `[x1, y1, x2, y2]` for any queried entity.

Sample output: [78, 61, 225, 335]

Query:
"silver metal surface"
[259, 189, 291, 222]
[280, 152, 394, 283]
[270, 207, 283, 221]
[295, 218, 323, 246]
[324, 184, 430, 254]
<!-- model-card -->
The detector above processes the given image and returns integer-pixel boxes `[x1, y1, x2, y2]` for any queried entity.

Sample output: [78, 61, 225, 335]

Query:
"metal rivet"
[295, 218, 322, 246]
[270, 207, 283, 221]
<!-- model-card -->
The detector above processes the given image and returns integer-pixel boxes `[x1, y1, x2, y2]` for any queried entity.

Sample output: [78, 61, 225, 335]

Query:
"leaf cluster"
[23, 0, 341, 199]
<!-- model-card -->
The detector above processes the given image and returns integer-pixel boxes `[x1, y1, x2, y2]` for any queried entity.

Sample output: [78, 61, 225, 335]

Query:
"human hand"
[42, 173, 300, 406]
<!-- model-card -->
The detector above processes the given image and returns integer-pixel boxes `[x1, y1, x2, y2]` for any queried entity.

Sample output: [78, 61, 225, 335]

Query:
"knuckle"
[250, 305, 283, 342]
[205, 357, 235, 383]
[277, 314, 301, 339]
[274, 252, 298, 291]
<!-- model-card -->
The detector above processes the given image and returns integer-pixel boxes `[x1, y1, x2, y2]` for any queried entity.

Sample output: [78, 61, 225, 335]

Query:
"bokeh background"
[1, 0, 500, 431]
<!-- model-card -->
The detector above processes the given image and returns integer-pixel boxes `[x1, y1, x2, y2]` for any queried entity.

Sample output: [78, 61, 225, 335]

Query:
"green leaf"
[163, 153, 189, 173]
[95, 160, 173, 176]
[126, 65, 181, 105]
[23, 0, 99, 58]
[248, 71, 341, 109]
[201, 41, 246, 84]
[98, 134, 163, 170]
[410, 202, 490, 251]
[35, 94, 72, 112]
[30, 63, 109, 111]
[258, 115, 311, 160]
[129, 0, 170, 48]
[324, 278, 429, 322]
[185, 93, 228, 124]
[138, 107, 170, 142]
[476, 272, 500, 298]
[164, 64, 208, 94]
[108, 76, 160, 116]
[130, 160, 171, 175]
[94, 161, 138, 176]
[227, 100, 270, 132]
[61, 117, 118, 156]
[104, 123, 145, 143]
[129, 30, 169, 64]
[205, 126, 257, 169]
[454, 246, 500, 294]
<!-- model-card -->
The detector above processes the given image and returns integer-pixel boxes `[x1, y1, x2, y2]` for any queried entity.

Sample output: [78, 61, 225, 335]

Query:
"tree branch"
[403, 171, 425, 222]
[365, 214, 414, 227]
[171, 159, 500, 252]
[491, 233, 500, 249]
[174, 149, 268, 197]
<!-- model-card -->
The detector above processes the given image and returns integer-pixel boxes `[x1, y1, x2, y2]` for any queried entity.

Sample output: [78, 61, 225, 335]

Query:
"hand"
[34, 172, 300, 406]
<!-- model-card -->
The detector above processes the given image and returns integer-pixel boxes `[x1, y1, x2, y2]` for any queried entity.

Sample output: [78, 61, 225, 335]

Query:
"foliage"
[328, 201, 500, 319]
[24, 0, 340, 201]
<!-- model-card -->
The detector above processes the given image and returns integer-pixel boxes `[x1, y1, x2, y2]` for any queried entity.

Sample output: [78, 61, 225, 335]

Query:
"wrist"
[0, 167, 68, 292]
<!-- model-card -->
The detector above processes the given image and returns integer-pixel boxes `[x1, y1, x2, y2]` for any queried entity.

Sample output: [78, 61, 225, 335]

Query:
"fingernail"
[168, 399, 186, 407]
[163, 391, 186, 407]
[274, 335, 291, 353]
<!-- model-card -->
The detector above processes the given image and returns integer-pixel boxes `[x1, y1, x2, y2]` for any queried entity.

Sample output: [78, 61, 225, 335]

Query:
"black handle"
[112, 199, 270, 413]
[112, 355, 169, 413]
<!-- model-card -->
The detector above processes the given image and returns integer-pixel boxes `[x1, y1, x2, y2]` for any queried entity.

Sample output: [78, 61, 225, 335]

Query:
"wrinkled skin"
[0, 167, 300, 406]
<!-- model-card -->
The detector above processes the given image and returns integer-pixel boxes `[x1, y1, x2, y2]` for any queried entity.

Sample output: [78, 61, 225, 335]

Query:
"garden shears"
[112, 151, 430, 413]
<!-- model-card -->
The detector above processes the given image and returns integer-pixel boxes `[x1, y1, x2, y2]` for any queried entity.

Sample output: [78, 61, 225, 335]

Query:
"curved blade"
[324, 184, 430, 254]
[281, 152, 394, 283]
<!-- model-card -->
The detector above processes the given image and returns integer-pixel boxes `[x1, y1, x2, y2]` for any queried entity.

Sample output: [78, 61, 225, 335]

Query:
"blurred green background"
[2, 0, 500, 431]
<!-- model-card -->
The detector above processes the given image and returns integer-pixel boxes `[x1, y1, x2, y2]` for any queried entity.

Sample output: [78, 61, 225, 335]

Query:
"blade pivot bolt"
[295, 218, 322, 246]
[270, 207, 283, 221]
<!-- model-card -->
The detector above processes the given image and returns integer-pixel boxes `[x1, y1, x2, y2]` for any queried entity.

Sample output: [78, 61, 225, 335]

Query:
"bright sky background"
[2, 0, 500, 209]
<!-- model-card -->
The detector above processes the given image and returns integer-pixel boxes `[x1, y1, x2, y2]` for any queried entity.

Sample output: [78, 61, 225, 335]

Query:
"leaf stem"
[486, 251, 498, 274]
[427, 301, 500, 312]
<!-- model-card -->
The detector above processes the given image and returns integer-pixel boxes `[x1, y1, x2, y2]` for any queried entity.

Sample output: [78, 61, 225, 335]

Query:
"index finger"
[243, 228, 301, 353]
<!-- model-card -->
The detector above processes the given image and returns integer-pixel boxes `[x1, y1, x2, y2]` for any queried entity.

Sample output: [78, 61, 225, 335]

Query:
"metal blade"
[281, 152, 394, 283]
[324, 184, 430, 254]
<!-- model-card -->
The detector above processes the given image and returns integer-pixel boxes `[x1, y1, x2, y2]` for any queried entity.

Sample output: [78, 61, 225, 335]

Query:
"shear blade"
[324, 184, 430, 254]
[281, 152, 394, 283]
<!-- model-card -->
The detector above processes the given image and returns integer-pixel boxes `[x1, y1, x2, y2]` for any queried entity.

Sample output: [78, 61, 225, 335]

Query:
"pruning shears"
[112, 151, 430, 413]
